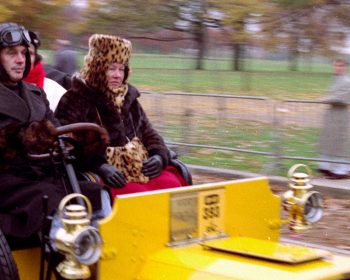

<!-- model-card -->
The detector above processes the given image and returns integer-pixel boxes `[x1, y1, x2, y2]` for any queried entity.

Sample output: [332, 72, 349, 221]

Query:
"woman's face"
[28, 43, 35, 70]
[107, 62, 125, 89]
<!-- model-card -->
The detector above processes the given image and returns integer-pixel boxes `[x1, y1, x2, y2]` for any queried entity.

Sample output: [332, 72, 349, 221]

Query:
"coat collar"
[0, 82, 43, 122]
[71, 75, 141, 113]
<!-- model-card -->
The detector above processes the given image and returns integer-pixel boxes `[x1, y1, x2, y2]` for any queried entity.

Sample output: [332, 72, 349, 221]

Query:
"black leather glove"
[97, 163, 126, 188]
[142, 155, 163, 179]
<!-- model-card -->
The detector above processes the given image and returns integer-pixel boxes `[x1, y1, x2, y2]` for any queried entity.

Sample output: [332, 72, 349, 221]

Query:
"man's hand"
[97, 163, 126, 188]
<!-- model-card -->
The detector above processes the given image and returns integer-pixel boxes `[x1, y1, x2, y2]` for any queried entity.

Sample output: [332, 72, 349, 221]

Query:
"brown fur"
[72, 129, 110, 160]
[20, 119, 58, 154]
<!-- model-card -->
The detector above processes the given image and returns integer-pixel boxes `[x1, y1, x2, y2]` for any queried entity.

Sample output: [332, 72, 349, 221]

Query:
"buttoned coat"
[0, 81, 101, 238]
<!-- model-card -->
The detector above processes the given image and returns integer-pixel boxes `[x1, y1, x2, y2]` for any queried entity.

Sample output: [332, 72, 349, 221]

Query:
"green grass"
[130, 53, 332, 73]
[131, 68, 331, 100]
[127, 54, 333, 100]
[156, 115, 320, 176]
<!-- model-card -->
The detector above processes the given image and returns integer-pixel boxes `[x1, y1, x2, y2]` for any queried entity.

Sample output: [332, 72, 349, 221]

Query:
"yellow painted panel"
[138, 245, 350, 280]
[98, 189, 171, 279]
[201, 237, 330, 263]
[98, 178, 282, 279]
[12, 248, 43, 280]
[223, 178, 281, 241]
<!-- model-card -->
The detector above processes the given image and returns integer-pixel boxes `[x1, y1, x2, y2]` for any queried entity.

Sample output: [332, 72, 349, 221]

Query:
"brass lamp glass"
[54, 194, 103, 279]
[283, 164, 324, 233]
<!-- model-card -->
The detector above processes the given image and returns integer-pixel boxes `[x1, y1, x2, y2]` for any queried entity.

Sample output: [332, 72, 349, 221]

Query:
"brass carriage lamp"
[54, 193, 103, 280]
[282, 164, 323, 233]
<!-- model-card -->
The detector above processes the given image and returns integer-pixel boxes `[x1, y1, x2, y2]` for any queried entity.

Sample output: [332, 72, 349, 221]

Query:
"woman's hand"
[142, 155, 163, 179]
[97, 163, 126, 188]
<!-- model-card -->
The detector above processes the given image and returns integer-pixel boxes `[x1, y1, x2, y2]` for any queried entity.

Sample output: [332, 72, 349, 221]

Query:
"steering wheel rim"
[27, 122, 109, 160]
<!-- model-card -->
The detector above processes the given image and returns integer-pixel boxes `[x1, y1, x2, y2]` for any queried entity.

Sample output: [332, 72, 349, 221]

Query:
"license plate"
[198, 189, 225, 238]
[170, 188, 225, 244]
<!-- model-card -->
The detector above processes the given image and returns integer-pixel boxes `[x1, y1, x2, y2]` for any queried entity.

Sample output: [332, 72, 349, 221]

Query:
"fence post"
[155, 92, 165, 133]
[181, 108, 193, 155]
[262, 99, 284, 175]
[217, 96, 227, 121]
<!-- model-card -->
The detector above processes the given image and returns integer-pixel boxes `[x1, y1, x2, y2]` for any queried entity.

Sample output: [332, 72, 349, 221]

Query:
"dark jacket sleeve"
[55, 89, 85, 125]
[55, 91, 108, 170]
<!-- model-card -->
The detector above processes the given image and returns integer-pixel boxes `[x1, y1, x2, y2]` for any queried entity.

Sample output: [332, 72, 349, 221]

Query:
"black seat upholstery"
[169, 149, 192, 185]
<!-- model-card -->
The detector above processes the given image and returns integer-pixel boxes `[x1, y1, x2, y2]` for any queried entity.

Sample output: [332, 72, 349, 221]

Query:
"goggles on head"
[0, 25, 31, 48]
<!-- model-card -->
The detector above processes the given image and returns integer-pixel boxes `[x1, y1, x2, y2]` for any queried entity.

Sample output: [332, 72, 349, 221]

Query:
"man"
[53, 39, 77, 76]
[318, 59, 350, 179]
[0, 22, 108, 241]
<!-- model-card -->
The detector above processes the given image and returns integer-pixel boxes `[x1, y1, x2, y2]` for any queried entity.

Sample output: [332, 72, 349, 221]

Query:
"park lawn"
[160, 117, 320, 176]
[130, 68, 331, 100]
[128, 54, 333, 100]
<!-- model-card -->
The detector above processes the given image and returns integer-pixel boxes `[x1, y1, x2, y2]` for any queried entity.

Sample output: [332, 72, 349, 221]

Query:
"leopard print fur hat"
[81, 34, 132, 93]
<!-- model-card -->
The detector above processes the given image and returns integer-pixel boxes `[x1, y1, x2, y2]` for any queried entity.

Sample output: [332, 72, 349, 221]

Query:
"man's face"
[0, 45, 27, 82]
[333, 61, 346, 76]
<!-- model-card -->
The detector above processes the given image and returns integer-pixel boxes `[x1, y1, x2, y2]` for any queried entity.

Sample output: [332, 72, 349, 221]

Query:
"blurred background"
[3, 0, 350, 176]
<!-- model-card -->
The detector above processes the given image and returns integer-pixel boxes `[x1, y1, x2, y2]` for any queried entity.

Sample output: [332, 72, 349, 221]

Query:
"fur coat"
[54, 77, 170, 171]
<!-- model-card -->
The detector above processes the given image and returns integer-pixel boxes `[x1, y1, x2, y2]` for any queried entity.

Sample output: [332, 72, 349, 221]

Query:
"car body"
[12, 176, 350, 280]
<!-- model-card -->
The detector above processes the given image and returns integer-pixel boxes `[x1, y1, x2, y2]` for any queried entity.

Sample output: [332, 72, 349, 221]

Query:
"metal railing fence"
[140, 91, 350, 175]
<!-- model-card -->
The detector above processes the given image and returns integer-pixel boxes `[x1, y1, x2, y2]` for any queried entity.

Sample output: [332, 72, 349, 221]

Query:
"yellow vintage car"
[5, 124, 350, 280]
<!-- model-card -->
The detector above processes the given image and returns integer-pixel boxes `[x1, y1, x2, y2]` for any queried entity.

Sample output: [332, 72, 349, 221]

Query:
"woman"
[24, 31, 66, 110]
[55, 34, 188, 197]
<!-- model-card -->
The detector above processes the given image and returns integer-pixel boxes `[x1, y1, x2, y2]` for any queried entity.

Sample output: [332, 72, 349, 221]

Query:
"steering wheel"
[27, 122, 109, 161]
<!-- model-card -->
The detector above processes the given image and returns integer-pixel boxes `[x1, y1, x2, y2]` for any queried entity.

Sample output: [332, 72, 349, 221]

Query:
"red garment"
[110, 166, 188, 197]
[24, 62, 46, 88]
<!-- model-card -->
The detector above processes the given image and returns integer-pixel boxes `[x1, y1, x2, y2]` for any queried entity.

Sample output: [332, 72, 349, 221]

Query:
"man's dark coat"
[0, 81, 101, 238]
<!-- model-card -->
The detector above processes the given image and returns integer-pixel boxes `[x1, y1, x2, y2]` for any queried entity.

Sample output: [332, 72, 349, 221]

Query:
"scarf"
[24, 62, 45, 88]
[105, 83, 128, 113]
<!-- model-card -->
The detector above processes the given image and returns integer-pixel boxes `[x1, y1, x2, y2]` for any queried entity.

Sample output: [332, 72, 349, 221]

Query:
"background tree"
[75, 0, 184, 36]
[172, 0, 217, 70]
[0, 1, 23, 22]
[0, 1, 70, 47]
[78, 0, 213, 70]
[211, 0, 270, 71]
[260, 0, 350, 71]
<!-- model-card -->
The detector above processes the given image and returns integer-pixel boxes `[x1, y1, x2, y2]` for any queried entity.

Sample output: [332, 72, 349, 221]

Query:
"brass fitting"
[282, 164, 323, 233]
[54, 193, 102, 279]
